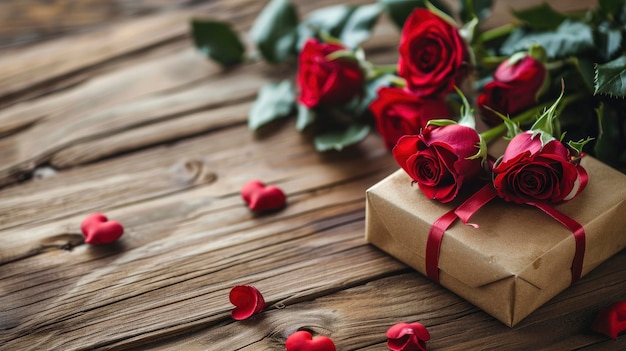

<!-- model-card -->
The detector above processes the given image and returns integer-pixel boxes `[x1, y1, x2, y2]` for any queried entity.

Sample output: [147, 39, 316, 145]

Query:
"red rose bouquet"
[191, 0, 625, 174]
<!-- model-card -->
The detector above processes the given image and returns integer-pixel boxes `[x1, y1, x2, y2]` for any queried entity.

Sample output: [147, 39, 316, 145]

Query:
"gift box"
[365, 156, 626, 327]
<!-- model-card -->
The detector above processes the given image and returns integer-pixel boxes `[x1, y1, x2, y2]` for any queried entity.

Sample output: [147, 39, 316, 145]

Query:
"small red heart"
[80, 213, 124, 245]
[591, 301, 626, 339]
[229, 285, 266, 320]
[241, 180, 286, 211]
[386, 322, 430, 351]
[285, 331, 336, 351]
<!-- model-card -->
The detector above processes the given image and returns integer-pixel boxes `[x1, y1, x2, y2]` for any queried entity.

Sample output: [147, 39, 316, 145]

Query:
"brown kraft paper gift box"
[365, 156, 626, 327]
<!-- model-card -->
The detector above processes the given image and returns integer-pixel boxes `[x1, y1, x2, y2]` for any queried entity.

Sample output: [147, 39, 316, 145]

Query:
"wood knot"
[172, 158, 217, 185]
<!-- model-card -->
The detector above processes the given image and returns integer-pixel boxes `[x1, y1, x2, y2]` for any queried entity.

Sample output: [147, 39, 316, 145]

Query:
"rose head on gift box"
[365, 156, 626, 327]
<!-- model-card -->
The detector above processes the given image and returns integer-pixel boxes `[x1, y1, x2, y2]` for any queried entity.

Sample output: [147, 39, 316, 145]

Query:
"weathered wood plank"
[0, 0, 395, 189]
[0, 0, 205, 49]
[0, 175, 402, 350]
[0, 117, 391, 234]
[138, 251, 626, 350]
[0, 0, 371, 112]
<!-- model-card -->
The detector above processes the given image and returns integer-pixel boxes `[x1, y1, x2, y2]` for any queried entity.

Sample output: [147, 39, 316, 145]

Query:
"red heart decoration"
[591, 301, 626, 339]
[386, 322, 430, 351]
[229, 285, 266, 320]
[241, 180, 286, 211]
[80, 213, 124, 245]
[285, 331, 336, 351]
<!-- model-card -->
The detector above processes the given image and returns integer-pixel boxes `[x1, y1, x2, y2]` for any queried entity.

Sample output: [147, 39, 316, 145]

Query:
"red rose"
[398, 9, 468, 98]
[297, 38, 364, 108]
[370, 87, 450, 149]
[478, 54, 546, 125]
[393, 124, 483, 203]
[492, 132, 586, 204]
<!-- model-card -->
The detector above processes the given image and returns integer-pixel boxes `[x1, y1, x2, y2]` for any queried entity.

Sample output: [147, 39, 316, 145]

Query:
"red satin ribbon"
[425, 209, 458, 282]
[425, 165, 589, 284]
[528, 202, 586, 282]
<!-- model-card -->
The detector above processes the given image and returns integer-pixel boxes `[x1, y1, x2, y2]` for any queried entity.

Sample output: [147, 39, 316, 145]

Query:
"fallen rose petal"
[386, 322, 430, 351]
[591, 301, 626, 339]
[285, 331, 336, 351]
[80, 213, 124, 245]
[240, 179, 286, 211]
[229, 285, 266, 320]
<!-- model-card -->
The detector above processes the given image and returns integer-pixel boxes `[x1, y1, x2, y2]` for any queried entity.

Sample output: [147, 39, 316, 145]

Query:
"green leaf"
[459, 0, 493, 23]
[250, 0, 299, 64]
[296, 103, 316, 131]
[248, 80, 296, 130]
[454, 86, 476, 129]
[567, 137, 593, 155]
[377, 0, 452, 28]
[352, 73, 397, 117]
[599, 0, 626, 17]
[512, 3, 566, 31]
[425, 0, 456, 26]
[596, 23, 623, 61]
[531, 88, 565, 144]
[500, 20, 594, 59]
[594, 55, 626, 98]
[190, 19, 245, 66]
[594, 103, 624, 167]
[459, 16, 479, 44]
[426, 119, 457, 127]
[314, 124, 371, 151]
[297, 5, 354, 49]
[340, 4, 383, 48]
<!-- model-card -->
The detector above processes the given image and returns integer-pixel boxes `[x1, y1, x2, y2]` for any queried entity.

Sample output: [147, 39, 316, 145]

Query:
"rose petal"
[240, 180, 287, 211]
[80, 213, 124, 245]
[285, 330, 336, 351]
[591, 301, 626, 340]
[229, 285, 266, 320]
[386, 322, 430, 351]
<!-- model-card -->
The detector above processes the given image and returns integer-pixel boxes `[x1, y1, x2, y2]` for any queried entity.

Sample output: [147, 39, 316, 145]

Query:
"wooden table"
[1, 0, 624, 350]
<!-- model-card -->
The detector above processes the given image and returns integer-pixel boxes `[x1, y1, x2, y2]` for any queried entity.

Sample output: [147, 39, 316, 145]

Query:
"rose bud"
[297, 38, 364, 108]
[393, 124, 483, 203]
[492, 132, 586, 204]
[386, 322, 430, 351]
[398, 9, 468, 98]
[478, 53, 547, 125]
[370, 87, 450, 150]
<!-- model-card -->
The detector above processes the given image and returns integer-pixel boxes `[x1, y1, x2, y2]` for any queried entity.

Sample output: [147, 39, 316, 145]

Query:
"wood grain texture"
[1, 0, 622, 350]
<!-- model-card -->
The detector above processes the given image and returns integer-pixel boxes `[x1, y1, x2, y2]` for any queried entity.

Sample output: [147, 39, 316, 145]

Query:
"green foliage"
[340, 4, 383, 48]
[296, 103, 316, 131]
[459, 0, 493, 23]
[297, 5, 353, 49]
[250, 0, 299, 64]
[512, 3, 566, 31]
[190, 19, 245, 66]
[313, 124, 371, 151]
[530, 89, 564, 146]
[377, 0, 452, 28]
[500, 20, 594, 59]
[594, 103, 626, 171]
[594, 55, 626, 98]
[596, 23, 623, 61]
[248, 80, 296, 130]
[351, 73, 398, 117]
[598, 0, 626, 18]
